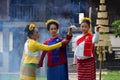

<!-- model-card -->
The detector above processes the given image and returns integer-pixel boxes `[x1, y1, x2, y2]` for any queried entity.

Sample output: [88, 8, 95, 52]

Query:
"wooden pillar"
[95, 0, 112, 80]
[2, 27, 10, 72]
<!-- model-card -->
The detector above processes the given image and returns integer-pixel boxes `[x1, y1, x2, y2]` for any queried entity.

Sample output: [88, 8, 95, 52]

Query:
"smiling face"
[48, 24, 58, 37]
[80, 22, 90, 34]
[31, 28, 39, 40]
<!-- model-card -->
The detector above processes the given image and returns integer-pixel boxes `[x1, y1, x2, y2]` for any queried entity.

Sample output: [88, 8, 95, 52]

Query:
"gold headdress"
[82, 17, 92, 23]
[29, 23, 35, 31]
[45, 19, 59, 26]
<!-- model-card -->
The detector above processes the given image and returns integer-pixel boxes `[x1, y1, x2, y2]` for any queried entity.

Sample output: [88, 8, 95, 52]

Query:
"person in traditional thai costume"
[20, 23, 70, 80]
[37, 19, 72, 80]
[73, 18, 100, 80]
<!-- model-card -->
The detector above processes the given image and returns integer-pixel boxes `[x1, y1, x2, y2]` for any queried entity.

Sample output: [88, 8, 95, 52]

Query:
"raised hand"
[61, 39, 69, 45]
[95, 26, 101, 32]
[67, 25, 74, 36]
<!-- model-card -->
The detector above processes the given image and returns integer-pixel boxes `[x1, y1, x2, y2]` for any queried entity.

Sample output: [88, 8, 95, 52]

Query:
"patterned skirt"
[20, 63, 36, 80]
[77, 57, 96, 80]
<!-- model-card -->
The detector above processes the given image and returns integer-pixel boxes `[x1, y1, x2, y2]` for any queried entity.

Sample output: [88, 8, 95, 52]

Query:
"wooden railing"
[10, 4, 45, 21]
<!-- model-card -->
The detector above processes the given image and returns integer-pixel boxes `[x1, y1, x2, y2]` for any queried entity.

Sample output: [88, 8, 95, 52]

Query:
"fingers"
[95, 26, 101, 32]
[70, 25, 77, 29]
[68, 26, 73, 36]
[62, 39, 69, 44]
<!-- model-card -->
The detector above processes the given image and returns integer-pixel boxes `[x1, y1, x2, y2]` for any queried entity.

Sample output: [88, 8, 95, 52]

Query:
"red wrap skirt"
[77, 57, 96, 80]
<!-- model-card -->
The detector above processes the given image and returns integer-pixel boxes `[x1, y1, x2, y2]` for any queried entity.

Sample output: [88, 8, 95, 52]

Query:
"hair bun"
[29, 23, 35, 31]
[24, 23, 36, 37]
[24, 23, 35, 33]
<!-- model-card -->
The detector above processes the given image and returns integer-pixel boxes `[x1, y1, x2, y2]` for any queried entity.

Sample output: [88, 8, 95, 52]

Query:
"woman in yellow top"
[20, 23, 71, 80]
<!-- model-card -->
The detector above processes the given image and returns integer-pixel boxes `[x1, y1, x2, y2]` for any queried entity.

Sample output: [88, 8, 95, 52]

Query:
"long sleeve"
[37, 41, 48, 67]
[92, 32, 100, 44]
[35, 42, 62, 51]
[37, 51, 47, 67]
[73, 54, 77, 64]
[28, 39, 62, 52]
[61, 35, 72, 47]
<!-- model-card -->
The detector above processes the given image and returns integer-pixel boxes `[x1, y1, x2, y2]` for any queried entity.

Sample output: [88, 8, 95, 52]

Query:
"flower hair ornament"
[29, 23, 35, 31]
[45, 19, 59, 26]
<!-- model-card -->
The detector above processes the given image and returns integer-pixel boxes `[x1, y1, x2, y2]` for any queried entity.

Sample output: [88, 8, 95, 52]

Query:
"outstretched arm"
[92, 32, 100, 43]
[92, 26, 100, 44]
[67, 27, 72, 36]
[62, 27, 73, 47]
[33, 39, 70, 51]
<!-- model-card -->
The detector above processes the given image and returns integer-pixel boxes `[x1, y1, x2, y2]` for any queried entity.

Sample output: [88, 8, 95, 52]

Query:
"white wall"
[110, 34, 120, 47]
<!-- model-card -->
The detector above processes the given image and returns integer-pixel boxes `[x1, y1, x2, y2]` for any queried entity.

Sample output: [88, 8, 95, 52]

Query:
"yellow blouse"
[22, 39, 62, 64]
[28, 39, 62, 52]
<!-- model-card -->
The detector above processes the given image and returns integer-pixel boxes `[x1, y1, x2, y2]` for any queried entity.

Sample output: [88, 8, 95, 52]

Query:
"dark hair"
[24, 25, 35, 38]
[47, 22, 59, 30]
[81, 20, 91, 27]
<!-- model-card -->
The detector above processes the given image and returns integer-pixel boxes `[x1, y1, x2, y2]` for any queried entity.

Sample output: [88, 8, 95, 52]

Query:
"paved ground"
[0, 57, 107, 80]
[69, 72, 107, 80]
[68, 58, 107, 80]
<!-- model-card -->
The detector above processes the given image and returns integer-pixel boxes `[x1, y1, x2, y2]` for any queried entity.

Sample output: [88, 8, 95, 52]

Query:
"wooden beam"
[96, 19, 109, 25]
[100, 0, 105, 4]
[99, 34, 110, 40]
[95, 41, 112, 46]
[3, 22, 45, 27]
[98, 12, 108, 18]
[95, 26, 109, 32]
[99, 5, 106, 11]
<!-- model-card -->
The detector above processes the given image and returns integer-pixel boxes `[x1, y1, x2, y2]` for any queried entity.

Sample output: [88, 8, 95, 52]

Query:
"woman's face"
[80, 22, 90, 34]
[32, 28, 39, 40]
[49, 24, 58, 36]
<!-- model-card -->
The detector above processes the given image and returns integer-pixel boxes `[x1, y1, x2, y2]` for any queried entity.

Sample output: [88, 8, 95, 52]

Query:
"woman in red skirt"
[73, 17, 100, 80]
